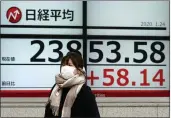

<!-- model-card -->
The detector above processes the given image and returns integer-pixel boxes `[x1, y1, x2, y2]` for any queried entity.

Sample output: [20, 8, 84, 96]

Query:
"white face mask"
[61, 65, 76, 79]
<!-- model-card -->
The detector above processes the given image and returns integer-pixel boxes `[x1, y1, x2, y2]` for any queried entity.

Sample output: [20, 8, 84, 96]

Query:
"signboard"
[0, 1, 83, 97]
[1, 1, 82, 26]
[1, 39, 83, 64]
[1, 38, 83, 88]
[86, 40, 169, 97]
[1, 1, 169, 97]
[86, 1, 169, 97]
[1, 1, 82, 35]
[87, 1, 169, 36]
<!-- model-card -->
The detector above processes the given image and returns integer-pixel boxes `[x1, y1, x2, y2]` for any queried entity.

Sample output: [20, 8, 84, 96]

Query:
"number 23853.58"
[30, 40, 165, 64]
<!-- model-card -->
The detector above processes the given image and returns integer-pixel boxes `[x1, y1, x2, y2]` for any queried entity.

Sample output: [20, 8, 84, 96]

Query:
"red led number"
[103, 69, 129, 86]
[88, 69, 165, 87]
[152, 69, 165, 86]
[140, 69, 165, 86]
[117, 69, 129, 86]
[103, 69, 114, 86]
[140, 69, 150, 86]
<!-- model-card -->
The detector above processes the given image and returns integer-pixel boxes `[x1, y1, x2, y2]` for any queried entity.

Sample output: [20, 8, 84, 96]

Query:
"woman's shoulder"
[79, 84, 94, 97]
[77, 84, 97, 108]
[81, 84, 91, 90]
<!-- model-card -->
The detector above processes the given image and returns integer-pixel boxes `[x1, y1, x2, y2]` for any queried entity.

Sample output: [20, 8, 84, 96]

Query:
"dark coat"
[44, 84, 100, 118]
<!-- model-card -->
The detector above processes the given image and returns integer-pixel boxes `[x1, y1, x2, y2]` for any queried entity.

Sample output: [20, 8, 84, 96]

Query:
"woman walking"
[44, 52, 100, 118]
